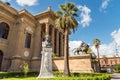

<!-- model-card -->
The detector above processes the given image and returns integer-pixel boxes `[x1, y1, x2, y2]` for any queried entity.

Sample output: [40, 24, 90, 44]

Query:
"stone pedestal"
[37, 48, 53, 78]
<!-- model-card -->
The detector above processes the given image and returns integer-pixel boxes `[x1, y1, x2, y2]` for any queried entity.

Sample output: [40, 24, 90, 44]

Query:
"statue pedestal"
[37, 48, 54, 79]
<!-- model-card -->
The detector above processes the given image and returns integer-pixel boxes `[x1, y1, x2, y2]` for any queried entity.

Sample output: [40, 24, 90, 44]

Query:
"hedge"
[0, 72, 111, 80]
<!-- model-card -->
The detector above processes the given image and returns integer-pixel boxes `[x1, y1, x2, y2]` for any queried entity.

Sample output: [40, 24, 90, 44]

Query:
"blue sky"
[2, 0, 120, 57]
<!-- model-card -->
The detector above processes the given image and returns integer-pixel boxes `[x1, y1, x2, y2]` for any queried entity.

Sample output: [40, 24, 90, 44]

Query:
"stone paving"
[111, 73, 120, 80]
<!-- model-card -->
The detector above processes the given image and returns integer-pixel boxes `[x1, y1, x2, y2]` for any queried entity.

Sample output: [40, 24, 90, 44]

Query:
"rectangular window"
[25, 33, 31, 48]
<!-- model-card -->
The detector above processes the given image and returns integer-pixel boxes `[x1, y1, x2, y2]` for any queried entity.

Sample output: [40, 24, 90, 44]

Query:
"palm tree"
[55, 2, 78, 77]
[102, 55, 108, 67]
[93, 38, 101, 71]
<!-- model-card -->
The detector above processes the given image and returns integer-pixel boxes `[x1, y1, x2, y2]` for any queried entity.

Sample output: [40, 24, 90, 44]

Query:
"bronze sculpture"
[72, 41, 89, 55]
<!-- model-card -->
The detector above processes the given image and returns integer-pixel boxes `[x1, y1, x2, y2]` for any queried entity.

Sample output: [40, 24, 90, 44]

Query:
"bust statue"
[37, 34, 54, 79]
[42, 35, 52, 48]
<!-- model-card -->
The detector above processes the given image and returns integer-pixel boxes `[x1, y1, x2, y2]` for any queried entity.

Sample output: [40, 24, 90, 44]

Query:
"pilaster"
[14, 19, 24, 56]
[46, 23, 49, 35]
[32, 23, 41, 59]
[9, 19, 25, 71]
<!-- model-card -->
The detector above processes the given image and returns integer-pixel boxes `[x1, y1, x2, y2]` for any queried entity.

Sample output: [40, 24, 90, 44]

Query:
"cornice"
[100, 57, 120, 59]
[0, 1, 18, 22]
[34, 10, 57, 20]
[53, 54, 91, 60]
[0, 1, 17, 15]
[18, 9, 36, 25]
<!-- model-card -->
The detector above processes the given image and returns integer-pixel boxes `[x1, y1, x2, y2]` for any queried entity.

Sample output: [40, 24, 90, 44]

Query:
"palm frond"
[55, 2, 79, 33]
[72, 7, 79, 12]
[60, 4, 66, 12]
[93, 38, 101, 48]
[67, 2, 74, 10]
[72, 13, 79, 17]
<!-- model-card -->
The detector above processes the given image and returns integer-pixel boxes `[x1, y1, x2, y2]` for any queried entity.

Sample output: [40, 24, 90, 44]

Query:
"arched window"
[25, 32, 31, 48]
[0, 22, 9, 39]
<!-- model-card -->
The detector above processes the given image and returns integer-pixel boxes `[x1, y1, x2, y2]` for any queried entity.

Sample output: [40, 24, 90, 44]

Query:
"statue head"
[45, 35, 50, 40]
[43, 35, 51, 42]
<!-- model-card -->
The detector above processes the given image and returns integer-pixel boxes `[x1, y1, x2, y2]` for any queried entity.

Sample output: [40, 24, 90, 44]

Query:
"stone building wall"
[100, 57, 120, 67]
[0, 1, 65, 71]
[28, 54, 94, 72]
[53, 54, 93, 72]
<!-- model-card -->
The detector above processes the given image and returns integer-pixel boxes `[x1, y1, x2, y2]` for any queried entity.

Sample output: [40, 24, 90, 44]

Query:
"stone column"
[59, 33, 61, 56]
[46, 23, 49, 35]
[61, 34, 64, 56]
[56, 30, 59, 56]
[52, 27, 55, 53]
[62, 34, 65, 56]
[54, 29, 57, 54]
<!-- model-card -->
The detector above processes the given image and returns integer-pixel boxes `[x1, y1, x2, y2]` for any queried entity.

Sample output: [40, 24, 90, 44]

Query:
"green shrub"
[20, 62, 30, 77]
[113, 64, 120, 73]
[53, 72, 111, 80]
[0, 72, 38, 79]
[0, 72, 111, 80]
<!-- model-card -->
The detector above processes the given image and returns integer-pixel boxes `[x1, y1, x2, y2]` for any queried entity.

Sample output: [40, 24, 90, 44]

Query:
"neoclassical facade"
[0, 1, 65, 71]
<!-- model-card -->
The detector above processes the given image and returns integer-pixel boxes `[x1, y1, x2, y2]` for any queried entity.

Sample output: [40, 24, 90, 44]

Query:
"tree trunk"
[97, 48, 101, 72]
[63, 29, 70, 77]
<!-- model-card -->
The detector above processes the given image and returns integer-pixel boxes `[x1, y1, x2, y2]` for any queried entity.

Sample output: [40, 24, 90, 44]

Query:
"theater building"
[0, 1, 65, 71]
[0, 1, 94, 73]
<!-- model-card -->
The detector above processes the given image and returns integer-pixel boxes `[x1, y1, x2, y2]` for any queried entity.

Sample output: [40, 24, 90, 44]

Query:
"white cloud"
[91, 42, 117, 57]
[16, 0, 38, 6]
[111, 28, 120, 46]
[92, 28, 120, 57]
[77, 5, 92, 27]
[93, 28, 120, 57]
[78, 5, 92, 27]
[100, 0, 110, 12]
[69, 28, 120, 57]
